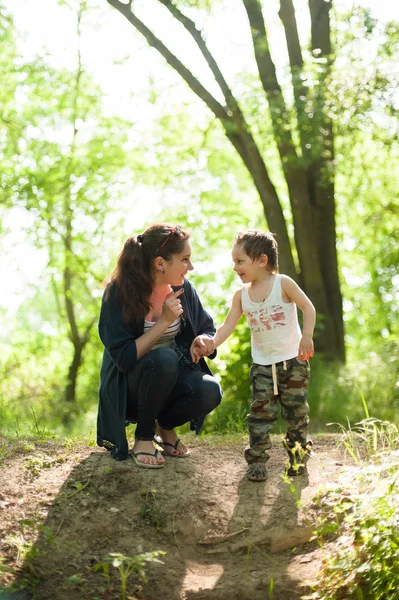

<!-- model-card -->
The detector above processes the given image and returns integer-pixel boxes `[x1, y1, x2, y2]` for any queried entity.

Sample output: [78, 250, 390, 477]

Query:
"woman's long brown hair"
[105, 223, 190, 323]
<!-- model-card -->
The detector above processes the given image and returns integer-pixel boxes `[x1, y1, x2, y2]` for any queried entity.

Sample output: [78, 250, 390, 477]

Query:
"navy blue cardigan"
[97, 279, 217, 460]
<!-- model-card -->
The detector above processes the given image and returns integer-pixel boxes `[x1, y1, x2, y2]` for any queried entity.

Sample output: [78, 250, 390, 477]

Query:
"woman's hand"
[190, 335, 215, 363]
[161, 288, 184, 325]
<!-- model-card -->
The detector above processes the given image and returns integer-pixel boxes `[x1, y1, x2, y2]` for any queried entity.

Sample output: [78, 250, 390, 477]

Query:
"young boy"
[194, 230, 316, 481]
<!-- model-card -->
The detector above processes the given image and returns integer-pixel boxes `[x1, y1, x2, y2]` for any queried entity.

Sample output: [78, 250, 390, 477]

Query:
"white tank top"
[241, 275, 302, 365]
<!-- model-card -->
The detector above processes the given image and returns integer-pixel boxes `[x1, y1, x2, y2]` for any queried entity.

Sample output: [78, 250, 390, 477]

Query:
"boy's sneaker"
[246, 462, 267, 482]
[244, 446, 269, 482]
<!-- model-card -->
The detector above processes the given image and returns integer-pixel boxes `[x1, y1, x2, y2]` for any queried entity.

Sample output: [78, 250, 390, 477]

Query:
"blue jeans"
[126, 347, 221, 441]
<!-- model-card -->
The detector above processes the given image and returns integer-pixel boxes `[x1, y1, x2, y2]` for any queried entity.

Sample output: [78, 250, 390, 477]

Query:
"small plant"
[24, 457, 44, 478]
[139, 489, 165, 530]
[268, 575, 274, 599]
[24, 454, 66, 478]
[328, 394, 399, 463]
[1, 518, 53, 593]
[4, 532, 33, 566]
[94, 550, 165, 600]
[244, 540, 252, 574]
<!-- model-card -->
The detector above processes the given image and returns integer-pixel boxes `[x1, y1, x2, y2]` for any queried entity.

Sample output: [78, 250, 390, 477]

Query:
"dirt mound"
[0, 435, 346, 599]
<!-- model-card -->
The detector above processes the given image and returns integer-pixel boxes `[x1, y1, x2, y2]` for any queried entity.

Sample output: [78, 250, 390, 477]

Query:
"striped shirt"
[144, 316, 181, 348]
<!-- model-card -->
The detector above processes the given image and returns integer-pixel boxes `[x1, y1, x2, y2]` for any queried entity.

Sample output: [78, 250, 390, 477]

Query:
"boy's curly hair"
[234, 230, 278, 272]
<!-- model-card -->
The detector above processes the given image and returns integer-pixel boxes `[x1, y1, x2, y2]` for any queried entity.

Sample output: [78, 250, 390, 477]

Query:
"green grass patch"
[309, 417, 399, 600]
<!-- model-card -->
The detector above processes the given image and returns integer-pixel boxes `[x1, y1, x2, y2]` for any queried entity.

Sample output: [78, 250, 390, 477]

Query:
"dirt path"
[0, 434, 347, 599]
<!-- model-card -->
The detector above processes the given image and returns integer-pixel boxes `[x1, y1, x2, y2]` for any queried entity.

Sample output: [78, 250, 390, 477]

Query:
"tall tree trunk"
[242, 0, 334, 340]
[278, 0, 345, 359]
[63, 208, 81, 406]
[308, 0, 345, 359]
[63, 321, 94, 423]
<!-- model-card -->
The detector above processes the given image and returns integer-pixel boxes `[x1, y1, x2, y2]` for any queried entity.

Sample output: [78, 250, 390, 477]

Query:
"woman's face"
[165, 240, 194, 285]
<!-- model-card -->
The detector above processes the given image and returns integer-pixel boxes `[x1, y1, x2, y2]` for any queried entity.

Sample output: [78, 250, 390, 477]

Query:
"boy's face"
[232, 243, 267, 283]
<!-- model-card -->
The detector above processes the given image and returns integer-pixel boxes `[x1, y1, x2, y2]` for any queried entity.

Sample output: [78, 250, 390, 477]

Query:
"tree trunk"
[64, 340, 84, 406]
[307, 0, 345, 360]
[242, 0, 344, 359]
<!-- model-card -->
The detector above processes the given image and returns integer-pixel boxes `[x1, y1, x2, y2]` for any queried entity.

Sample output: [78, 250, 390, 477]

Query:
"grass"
[333, 417, 399, 462]
[308, 414, 399, 600]
[139, 490, 165, 531]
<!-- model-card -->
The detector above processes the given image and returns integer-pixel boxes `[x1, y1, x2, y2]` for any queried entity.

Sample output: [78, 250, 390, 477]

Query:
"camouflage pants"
[245, 358, 311, 465]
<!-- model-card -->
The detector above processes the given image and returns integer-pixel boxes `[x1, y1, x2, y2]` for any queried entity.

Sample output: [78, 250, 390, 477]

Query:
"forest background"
[1, 0, 398, 441]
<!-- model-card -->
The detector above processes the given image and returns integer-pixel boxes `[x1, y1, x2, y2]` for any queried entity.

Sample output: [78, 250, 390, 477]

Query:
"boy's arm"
[214, 289, 243, 348]
[281, 276, 316, 360]
[191, 289, 243, 363]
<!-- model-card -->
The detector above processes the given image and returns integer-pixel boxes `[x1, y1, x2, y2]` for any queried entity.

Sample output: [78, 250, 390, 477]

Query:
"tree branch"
[308, 0, 332, 55]
[63, 3, 88, 349]
[278, 0, 303, 69]
[157, 0, 236, 107]
[106, 0, 228, 120]
[83, 317, 97, 342]
[157, 0, 288, 220]
[242, 0, 299, 163]
[278, 0, 310, 159]
[105, 0, 298, 278]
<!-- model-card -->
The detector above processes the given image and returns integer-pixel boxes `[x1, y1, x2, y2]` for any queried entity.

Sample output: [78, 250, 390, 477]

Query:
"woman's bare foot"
[156, 425, 188, 456]
[132, 440, 165, 466]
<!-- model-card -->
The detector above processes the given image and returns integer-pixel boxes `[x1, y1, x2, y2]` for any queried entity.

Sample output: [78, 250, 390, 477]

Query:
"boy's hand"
[298, 335, 314, 361]
[190, 335, 215, 363]
[191, 345, 203, 363]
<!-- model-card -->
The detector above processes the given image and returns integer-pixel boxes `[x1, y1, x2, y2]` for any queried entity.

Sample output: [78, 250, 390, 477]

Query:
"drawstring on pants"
[272, 360, 287, 396]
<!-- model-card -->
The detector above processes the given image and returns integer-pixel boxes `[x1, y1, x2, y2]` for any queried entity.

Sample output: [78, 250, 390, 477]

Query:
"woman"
[97, 223, 222, 466]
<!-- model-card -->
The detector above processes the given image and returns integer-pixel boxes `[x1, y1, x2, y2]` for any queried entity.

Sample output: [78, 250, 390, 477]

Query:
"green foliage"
[0, 3, 135, 422]
[307, 348, 399, 429]
[310, 420, 399, 600]
[94, 550, 165, 600]
[1, 1, 399, 438]
[202, 347, 399, 438]
[336, 418, 399, 463]
[203, 320, 252, 434]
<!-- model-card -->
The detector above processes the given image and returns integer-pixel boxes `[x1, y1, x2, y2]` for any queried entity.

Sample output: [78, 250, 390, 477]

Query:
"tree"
[104, 0, 344, 360]
[1, 2, 132, 417]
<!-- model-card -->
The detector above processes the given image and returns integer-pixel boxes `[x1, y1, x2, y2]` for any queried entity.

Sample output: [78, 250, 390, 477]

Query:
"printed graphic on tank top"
[241, 275, 302, 367]
[246, 304, 287, 332]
